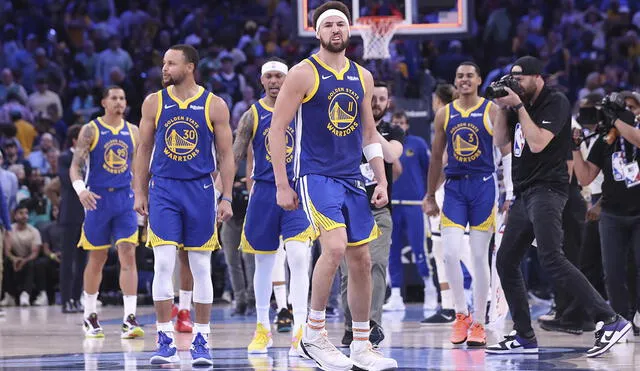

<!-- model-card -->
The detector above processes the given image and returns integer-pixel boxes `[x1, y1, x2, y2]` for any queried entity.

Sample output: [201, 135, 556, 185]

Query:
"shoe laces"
[126, 314, 139, 327]
[254, 330, 271, 345]
[192, 333, 208, 353]
[312, 330, 343, 354]
[86, 313, 101, 329]
[157, 332, 173, 349]
[452, 314, 469, 330]
[469, 323, 484, 336]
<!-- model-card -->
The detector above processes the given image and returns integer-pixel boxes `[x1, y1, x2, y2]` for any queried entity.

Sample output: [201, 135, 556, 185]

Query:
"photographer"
[572, 91, 640, 335]
[486, 56, 630, 357]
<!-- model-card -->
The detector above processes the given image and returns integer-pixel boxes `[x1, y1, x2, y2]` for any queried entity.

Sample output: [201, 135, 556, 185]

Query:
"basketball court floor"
[0, 302, 637, 370]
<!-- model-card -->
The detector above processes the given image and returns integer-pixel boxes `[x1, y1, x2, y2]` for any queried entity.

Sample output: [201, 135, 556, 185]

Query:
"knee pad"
[152, 245, 177, 301]
[188, 250, 213, 304]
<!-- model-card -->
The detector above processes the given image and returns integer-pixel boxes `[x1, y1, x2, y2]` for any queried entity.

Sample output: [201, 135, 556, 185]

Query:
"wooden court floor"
[0, 303, 637, 370]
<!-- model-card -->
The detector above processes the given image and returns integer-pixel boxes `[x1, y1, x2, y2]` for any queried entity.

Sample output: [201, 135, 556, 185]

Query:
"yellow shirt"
[14, 119, 38, 156]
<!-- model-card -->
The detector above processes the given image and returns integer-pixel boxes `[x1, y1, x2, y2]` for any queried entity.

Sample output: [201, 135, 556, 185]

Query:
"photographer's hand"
[494, 87, 523, 109]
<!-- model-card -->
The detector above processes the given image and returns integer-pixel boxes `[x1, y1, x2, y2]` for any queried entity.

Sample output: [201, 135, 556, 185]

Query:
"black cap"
[511, 56, 544, 76]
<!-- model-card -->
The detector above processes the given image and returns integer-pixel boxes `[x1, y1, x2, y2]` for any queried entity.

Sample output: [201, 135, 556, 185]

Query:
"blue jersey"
[392, 134, 430, 201]
[151, 85, 216, 179]
[85, 117, 135, 189]
[250, 99, 295, 182]
[444, 98, 495, 177]
[294, 55, 366, 180]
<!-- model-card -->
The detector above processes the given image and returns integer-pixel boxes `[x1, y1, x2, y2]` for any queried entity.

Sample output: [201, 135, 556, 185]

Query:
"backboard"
[297, 0, 472, 39]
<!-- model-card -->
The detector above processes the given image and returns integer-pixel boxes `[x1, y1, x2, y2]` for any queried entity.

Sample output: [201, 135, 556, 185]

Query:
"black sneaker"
[486, 331, 538, 354]
[62, 300, 75, 314]
[369, 320, 385, 348]
[325, 307, 339, 318]
[421, 308, 455, 325]
[276, 308, 293, 333]
[341, 329, 353, 346]
[586, 315, 632, 358]
[537, 307, 556, 322]
[245, 301, 256, 317]
[539, 318, 583, 335]
[232, 302, 247, 316]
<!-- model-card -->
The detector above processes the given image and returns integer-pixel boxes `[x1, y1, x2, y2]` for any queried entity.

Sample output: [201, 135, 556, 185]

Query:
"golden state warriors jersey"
[444, 98, 495, 176]
[85, 118, 135, 189]
[293, 55, 366, 180]
[151, 86, 216, 179]
[250, 99, 295, 182]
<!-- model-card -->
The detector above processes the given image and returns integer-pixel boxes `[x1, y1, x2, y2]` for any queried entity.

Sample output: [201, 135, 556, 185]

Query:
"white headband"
[315, 9, 350, 36]
[261, 61, 288, 76]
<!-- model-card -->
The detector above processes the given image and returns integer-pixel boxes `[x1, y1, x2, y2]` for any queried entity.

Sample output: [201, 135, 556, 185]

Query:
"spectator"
[578, 72, 605, 100]
[24, 169, 50, 228]
[27, 133, 55, 174]
[0, 180, 12, 312]
[212, 55, 247, 105]
[34, 204, 62, 306]
[34, 48, 66, 95]
[44, 148, 60, 179]
[71, 82, 99, 124]
[0, 91, 35, 126]
[74, 40, 99, 83]
[10, 110, 37, 156]
[2, 202, 40, 307]
[27, 77, 63, 123]
[0, 68, 28, 105]
[95, 36, 133, 88]
[0, 151, 18, 212]
[231, 86, 256, 130]
[2, 141, 31, 175]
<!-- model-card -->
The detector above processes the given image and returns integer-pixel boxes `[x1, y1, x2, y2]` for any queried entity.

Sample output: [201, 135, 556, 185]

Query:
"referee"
[485, 56, 630, 357]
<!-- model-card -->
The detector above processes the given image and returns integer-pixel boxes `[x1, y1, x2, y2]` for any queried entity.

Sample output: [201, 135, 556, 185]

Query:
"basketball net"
[357, 16, 402, 60]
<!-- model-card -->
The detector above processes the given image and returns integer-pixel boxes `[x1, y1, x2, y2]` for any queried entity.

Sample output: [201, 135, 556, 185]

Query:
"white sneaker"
[19, 292, 30, 306]
[423, 279, 438, 310]
[0, 294, 15, 307]
[350, 341, 398, 371]
[382, 295, 405, 312]
[633, 311, 640, 329]
[34, 291, 48, 306]
[299, 327, 352, 371]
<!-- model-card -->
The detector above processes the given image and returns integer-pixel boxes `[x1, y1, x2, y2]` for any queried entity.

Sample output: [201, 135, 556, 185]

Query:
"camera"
[574, 92, 627, 145]
[485, 74, 523, 100]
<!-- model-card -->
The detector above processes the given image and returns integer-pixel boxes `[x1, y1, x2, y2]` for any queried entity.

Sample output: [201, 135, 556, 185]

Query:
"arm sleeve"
[587, 136, 606, 168]
[536, 93, 571, 136]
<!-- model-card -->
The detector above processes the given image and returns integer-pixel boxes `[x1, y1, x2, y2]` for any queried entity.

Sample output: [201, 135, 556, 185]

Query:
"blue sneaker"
[586, 315, 632, 358]
[485, 331, 538, 354]
[191, 333, 213, 366]
[149, 331, 180, 364]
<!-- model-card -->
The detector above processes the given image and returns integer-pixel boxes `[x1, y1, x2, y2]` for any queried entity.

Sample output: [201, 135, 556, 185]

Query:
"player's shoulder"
[289, 59, 316, 76]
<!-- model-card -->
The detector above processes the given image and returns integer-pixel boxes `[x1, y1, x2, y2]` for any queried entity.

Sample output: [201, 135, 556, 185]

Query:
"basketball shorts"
[147, 175, 220, 251]
[297, 174, 380, 246]
[441, 173, 497, 232]
[79, 187, 138, 250]
[241, 181, 316, 254]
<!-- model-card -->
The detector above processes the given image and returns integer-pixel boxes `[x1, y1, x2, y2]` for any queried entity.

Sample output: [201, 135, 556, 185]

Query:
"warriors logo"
[451, 122, 481, 162]
[326, 87, 360, 136]
[163, 116, 200, 161]
[103, 139, 129, 174]
[405, 149, 415, 157]
[265, 126, 294, 163]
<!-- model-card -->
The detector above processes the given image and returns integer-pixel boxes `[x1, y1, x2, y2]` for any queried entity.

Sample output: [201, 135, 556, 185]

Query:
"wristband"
[363, 143, 383, 161]
[220, 196, 232, 204]
[72, 180, 87, 196]
[512, 102, 524, 111]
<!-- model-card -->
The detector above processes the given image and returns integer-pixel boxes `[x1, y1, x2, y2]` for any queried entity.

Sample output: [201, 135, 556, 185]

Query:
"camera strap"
[617, 123, 639, 163]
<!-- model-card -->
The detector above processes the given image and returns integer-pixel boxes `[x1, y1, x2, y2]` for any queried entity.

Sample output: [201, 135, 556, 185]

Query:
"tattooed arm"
[232, 108, 255, 170]
[70, 123, 101, 210]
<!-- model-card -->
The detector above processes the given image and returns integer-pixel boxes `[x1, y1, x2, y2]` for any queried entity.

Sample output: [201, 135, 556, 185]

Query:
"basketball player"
[71, 86, 142, 339]
[269, 2, 397, 370]
[233, 58, 315, 355]
[133, 44, 234, 366]
[423, 62, 500, 347]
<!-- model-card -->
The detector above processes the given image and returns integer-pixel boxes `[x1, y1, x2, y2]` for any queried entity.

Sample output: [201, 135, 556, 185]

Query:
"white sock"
[306, 309, 325, 339]
[273, 284, 287, 311]
[470, 229, 492, 324]
[193, 322, 210, 342]
[156, 321, 174, 341]
[351, 321, 370, 350]
[391, 287, 402, 298]
[83, 291, 98, 318]
[179, 290, 192, 311]
[254, 254, 277, 329]
[432, 239, 454, 309]
[285, 240, 311, 330]
[442, 227, 468, 316]
[123, 295, 137, 322]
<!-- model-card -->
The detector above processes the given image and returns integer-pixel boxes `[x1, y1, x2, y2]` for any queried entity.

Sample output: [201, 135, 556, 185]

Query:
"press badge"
[360, 163, 377, 186]
[611, 151, 625, 181]
[623, 162, 640, 188]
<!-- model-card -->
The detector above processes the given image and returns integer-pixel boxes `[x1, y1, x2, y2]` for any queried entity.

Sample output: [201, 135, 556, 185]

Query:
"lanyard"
[618, 122, 639, 163]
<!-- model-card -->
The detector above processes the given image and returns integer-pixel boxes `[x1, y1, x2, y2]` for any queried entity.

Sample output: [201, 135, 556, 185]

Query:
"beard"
[373, 105, 387, 122]
[162, 72, 184, 87]
[320, 35, 349, 53]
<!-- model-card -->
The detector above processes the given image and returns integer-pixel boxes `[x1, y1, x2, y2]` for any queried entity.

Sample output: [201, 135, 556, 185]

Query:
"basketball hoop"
[357, 16, 402, 60]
